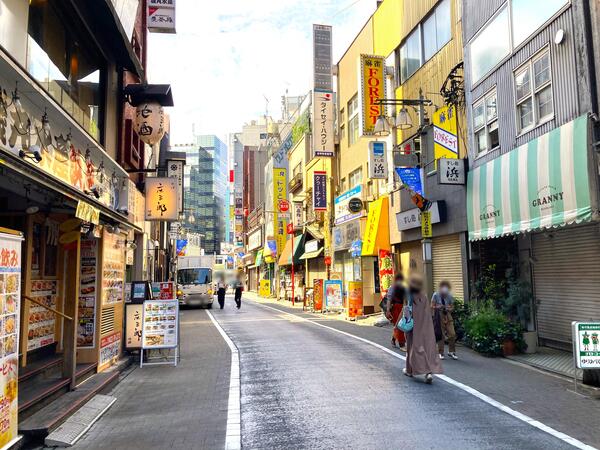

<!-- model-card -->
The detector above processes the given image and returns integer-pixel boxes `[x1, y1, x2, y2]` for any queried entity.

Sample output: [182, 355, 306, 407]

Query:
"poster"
[259, 279, 271, 297]
[378, 249, 394, 300]
[125, 304, 143, 349]
[27, 280, 57, 351]
[151, 282, 175, 300]
[141, 300, 179, 349]
[313, 279, 324, 312]
[102, 231, 125, 305]
[324, 280, 343, 309]
[0, 232, 22, 448]
[78, 238, 98, 348]
[573, 322, 600, 369]
[99, 331, 121, 365]
[347, 281, 363, 318]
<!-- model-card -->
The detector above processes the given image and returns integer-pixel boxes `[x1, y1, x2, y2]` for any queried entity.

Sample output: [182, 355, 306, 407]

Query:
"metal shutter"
[532, 224, 600, 347]
[432, 234, 465, 300]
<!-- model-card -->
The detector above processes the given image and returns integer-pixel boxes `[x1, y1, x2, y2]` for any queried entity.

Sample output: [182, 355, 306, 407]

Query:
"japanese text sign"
[273, 168, 288, 255]
[313, 171, 327, 211]
[433, 105, 458, 160]
[421, 211, 433, 238]
[368, 141, 388, 179]
[573, 322, 600, 369]
[312, 91, 334, 157]
[359, 54, 386, 136]
[145, 177, 178, 221]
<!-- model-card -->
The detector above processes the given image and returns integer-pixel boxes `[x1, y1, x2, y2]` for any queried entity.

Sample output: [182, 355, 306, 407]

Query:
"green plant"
[472, 264, 506, 308]
[291, 111, 310, 145]
[452, 298, 470, 341]
[500, 272, 533, 330]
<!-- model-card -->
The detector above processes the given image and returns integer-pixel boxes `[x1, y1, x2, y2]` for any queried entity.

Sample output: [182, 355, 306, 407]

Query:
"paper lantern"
[134, 102, 165, 145]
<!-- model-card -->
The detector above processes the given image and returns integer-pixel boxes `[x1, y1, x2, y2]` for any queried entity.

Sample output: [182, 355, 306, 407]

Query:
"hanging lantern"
[134, 101, 165, 145]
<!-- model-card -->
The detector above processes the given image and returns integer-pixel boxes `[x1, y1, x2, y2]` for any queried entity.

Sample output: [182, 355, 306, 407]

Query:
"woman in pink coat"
[403, 275, 443, 383]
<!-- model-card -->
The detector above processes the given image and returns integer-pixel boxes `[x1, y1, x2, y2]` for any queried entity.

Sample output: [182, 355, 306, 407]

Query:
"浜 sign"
[573, 322, 600, 369]
[334, 185, 363, 225]
[467, 115, 591, 241]
[359, 54, 386, 136]
[312, 92, 334, 157]
[368, 141, 388, 179]
[438, 158, 465, 185]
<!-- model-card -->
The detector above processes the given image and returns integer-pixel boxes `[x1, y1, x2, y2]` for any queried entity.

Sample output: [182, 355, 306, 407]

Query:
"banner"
[313, 279, 324, 312]
[324, 280, 343, 309]
[0, 231, 22, 448]
[273, 168, 288, 256]
[359, 54, 386, 136]
[312, 92, 334, 157]
[378, 249, 394, 300]
[313, 171, 327, 211]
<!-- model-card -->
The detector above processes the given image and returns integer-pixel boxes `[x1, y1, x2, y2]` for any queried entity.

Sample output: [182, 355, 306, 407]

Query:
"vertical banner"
[167, 159, 184, 215]
[313, 171, 327, 211]
[313, 279, 324, 312]
[359, 54, 386, 136]
[368, 141, 388, 179]
[421, 211, 433, 238]
[293, 202, 303, 230]
[433, 105, 459, 160]
[0, 232, 22, 448]
[312, 92, 334, 157]
[347, 281, 363, 318]
[313, 24, 333, 92]
[378, 249, 394, 300]
[273, 168, 287, 255]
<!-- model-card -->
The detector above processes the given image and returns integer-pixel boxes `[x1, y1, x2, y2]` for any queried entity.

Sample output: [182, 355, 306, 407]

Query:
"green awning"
[300, 248, 324, 260]
[255, 249, 263, 266]
[467, 115, 591, 241]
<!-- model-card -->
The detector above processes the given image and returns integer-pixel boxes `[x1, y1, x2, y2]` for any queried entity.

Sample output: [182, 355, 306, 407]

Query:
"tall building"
[174, 135, 228, 254]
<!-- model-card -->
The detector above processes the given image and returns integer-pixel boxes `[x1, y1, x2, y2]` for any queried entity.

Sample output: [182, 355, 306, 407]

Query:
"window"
[349, 167, 363, 188]
[27, 0, 106, 142]
[470, 7, 511, 83]
[512, 0, 568, 46]
[348, 94, 359, 146]
[398, 0, 451, 83]
[473, 90, 499, 155]
[515, 50, 553, 132]
[339, 107, 346, 140]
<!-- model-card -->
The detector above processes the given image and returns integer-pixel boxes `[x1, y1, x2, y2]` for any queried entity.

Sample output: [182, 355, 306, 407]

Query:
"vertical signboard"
[421, 211, 433, 238]
[78, 238, 98, 348]
[312, 92, 335, 157]
[145, 177, 178, 221]
[573, 322, 600, 369]
[167, 159, 184, 215]
[433, 105, 459, 160]
[313, 279, 324, 312]
[148, 0, 176, 33]
[293, 202, 303, 230]
[273, 168, 287, 255]
[313, 171, 327, 211]
[359, 54, 386, 136]
[368, 141, 388, 179]
[0, 231, 21, 448]
[313, 24, 333, 92]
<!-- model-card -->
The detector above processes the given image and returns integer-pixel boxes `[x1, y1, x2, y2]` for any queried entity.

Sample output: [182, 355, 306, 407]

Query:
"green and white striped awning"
[467, 115, 592, 241]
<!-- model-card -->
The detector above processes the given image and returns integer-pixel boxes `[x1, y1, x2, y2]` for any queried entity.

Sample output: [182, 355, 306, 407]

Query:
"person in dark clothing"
[234, 275, 243, 309]
[385, 273, 407, 351]
[216, 278, 227, 309]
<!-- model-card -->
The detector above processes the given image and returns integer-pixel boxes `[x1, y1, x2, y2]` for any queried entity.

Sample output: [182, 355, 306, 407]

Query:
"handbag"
[396, 295, 414, 333]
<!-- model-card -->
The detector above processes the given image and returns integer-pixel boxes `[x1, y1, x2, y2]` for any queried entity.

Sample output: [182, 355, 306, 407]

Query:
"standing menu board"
[141, 300, 179, 349]
[78, 239, 98, 348]
[102, 233, 124, 305]
[27, 280, 57, 351]
[0, 231, 22, 448]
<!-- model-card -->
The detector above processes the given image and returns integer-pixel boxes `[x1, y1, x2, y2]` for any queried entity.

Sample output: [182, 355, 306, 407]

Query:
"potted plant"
[501, 273, 536, 354]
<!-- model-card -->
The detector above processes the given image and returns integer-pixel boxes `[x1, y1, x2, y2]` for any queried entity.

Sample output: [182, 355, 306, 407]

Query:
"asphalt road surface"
[211, 297, 579, 450]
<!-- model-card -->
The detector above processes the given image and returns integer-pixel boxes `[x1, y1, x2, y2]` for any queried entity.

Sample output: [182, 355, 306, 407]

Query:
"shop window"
[27, 0, 106, 142]
[348, 94, 359, 146]
[473, 89, 499, 155]
[30, 219, 58, 279]
[514, 50, 553, 133]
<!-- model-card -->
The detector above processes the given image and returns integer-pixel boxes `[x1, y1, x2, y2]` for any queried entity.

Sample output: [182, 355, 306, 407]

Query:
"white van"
[176, 266, 213, 308]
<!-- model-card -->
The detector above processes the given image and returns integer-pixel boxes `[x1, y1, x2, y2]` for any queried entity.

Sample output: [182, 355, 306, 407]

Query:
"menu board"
[27, 280, 57, 351]
[102, 231, 124, 305]
[141, 300, 178, 349]
[0, 232, 22, 447]
[151, 282, 175, 300]
[78, 239, 98, 348]
[99, 331, 121, 365]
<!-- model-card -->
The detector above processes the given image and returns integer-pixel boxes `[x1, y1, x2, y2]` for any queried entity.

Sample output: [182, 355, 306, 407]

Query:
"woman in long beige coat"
[403, 275, 443, 383]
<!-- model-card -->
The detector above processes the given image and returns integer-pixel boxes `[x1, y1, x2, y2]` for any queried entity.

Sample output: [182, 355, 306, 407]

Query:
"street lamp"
[395, 107, 413, 129]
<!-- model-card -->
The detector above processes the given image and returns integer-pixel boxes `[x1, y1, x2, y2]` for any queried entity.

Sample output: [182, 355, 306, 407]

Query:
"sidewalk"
[246, 295, 600, 448]
[70, 308, 231, 450]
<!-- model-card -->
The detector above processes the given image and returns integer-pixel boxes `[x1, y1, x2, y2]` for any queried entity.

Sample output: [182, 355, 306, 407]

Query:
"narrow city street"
[66, 294, 597, 450]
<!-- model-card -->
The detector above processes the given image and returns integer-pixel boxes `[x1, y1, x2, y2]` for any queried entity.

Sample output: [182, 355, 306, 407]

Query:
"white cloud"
[147, 0, 375, 143]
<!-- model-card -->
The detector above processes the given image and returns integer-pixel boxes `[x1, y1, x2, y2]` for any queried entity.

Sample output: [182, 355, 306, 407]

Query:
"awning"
[361, 196, 390, 256]
[467, 115, 592, 241]
[300, 248, 324, 260]
[255, 250, 263, 266]
[305, 224, 325, 240]
[277, 234, 305, 266]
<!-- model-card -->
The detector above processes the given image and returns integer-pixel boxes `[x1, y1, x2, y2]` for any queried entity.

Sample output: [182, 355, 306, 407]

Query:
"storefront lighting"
[373, 115, 391, 136]
[395, 107, 413, 129]
[188, 215, 196, 224]
[25, 205, 40, 215]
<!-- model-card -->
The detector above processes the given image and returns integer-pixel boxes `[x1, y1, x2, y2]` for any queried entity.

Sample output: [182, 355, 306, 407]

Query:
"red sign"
[278, 199, 290, 212]
[286, 223, 294, 235]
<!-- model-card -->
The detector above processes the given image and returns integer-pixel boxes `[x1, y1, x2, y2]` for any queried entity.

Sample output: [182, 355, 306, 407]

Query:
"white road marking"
[206, 310, 241, 450]
[255, 302, 597, 450]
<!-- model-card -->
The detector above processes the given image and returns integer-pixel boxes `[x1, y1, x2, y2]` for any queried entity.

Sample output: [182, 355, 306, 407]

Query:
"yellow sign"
[76, 200, 100, 225]
[145, 177, 178, 221]
[259, 279, 271, 297]
[433, 105, 459, 161]
[359, 54, 386, 135]
[421, 211, 432, 238]
[362, 197, 390, 256]
[273, 168, 287, 256]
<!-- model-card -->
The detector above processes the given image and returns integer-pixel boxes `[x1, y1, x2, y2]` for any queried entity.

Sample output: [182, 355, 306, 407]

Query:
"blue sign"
[313, 171, 327, 211]
[350, 239, 362, 258]
[372, 141, 385, 157]
[395, 167, 423, 195]
[176, 239, 188, 256]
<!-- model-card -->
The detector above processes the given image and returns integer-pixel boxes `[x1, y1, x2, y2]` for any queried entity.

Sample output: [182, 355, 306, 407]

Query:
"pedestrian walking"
[431, 280, 458, 360]
[234, 275, 243, 309]
[402, 275, 443, 384]
[385, 273, 407, 351]
[216, 277, 227, 309]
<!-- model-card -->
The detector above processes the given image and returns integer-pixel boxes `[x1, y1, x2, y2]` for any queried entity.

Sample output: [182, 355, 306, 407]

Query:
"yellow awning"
[361, 196, 390, 256]
[300, 248, 324, 260]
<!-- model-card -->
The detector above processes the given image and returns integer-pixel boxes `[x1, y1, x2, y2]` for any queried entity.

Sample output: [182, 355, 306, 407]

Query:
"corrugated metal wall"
[432, 234, 465, 300]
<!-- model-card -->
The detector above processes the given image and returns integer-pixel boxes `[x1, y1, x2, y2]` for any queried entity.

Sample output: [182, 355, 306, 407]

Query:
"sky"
[147, 0, 376, 144]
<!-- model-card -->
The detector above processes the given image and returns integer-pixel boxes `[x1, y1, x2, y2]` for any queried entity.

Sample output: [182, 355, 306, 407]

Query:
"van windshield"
[178, 268, 212, 285]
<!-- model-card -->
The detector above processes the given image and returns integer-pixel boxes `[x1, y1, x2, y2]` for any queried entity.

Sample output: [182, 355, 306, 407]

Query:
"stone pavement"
[69, 307, 231, 450]
[243, 293, 600, 448]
